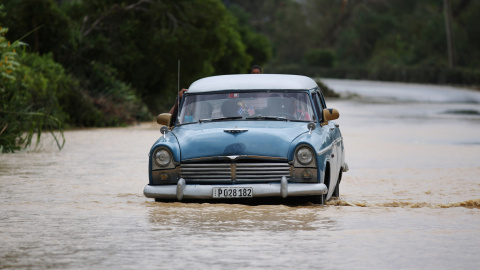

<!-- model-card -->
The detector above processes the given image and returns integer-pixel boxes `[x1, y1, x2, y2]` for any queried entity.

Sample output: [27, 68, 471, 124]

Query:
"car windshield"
[177, 91, 316, 125]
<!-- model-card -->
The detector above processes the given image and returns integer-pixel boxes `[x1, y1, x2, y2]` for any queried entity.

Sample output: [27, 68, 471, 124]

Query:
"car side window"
[311, 92, 323, 122]
[317, 90, 327, 108]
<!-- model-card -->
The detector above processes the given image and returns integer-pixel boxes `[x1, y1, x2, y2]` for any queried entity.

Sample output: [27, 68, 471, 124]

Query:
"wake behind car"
[144, 74, 348, 204]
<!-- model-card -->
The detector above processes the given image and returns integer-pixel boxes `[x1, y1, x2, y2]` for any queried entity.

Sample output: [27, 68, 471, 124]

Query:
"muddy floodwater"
[1, 79, 480, 269]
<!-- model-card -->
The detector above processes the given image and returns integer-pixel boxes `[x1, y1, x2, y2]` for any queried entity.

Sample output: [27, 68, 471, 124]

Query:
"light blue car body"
[145, 74, 347, 203]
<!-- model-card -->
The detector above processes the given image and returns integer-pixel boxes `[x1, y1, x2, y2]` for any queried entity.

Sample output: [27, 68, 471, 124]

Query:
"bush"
[304, 49, 335, 68]
[1, 35, 65, 152]
[1, 3, 155, 152]
[315, 79, 340, 98]
[76, 61, 152, 126]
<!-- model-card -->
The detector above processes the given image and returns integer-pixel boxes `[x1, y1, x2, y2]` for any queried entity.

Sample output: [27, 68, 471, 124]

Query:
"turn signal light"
[301, 169, 313, 180]
[159, 173, 170, 182]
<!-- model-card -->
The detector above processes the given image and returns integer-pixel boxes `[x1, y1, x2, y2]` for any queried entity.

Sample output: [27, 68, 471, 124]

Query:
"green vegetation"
[228, 0, 480, 85]
[1, 20, 65, 152]
[1, 0, 269, 152]
[305, 49, 335, 68]
[2, 0, 480, 152]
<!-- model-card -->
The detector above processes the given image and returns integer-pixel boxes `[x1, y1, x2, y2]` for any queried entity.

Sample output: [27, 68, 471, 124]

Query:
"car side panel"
[317, 122, 343, 200]
[289, 121, 342, 198]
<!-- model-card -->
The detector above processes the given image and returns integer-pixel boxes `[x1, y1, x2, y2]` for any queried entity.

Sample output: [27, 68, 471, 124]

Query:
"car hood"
[172, 121, 309, 161]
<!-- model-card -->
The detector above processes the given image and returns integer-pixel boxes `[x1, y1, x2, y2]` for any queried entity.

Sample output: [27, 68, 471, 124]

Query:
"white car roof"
[187, 74, 319, 93]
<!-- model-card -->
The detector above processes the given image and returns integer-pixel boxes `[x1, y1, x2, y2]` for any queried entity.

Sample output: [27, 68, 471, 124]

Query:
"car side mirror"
[307, 122, 316, 135]
[322, 108, 339, 125]
[157, 113, 172, 127]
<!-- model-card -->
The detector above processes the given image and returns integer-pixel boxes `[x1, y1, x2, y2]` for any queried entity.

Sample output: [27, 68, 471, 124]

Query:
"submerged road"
[1, 79, 479, 269]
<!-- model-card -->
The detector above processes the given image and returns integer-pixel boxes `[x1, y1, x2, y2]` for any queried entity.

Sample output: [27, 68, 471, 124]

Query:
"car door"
[313, 90, 341, 198]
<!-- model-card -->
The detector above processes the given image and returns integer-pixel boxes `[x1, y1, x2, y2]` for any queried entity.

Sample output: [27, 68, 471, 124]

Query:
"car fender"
[289, 122, 336, 182]
[148, 131, 181, 183]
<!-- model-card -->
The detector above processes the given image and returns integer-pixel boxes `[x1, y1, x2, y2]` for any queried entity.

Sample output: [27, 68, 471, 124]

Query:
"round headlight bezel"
[154, 148, 172, 167]
[296, 146, 314, 165]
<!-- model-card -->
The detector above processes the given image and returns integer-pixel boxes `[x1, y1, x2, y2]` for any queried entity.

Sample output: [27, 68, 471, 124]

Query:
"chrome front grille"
[236, 163, 291, 181]
[180, 162, 291, 183]
[180, 164, 232, 182]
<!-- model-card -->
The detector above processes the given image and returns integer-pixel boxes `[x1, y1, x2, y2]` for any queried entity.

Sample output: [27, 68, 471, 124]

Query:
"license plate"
[213, 187, 253, 198]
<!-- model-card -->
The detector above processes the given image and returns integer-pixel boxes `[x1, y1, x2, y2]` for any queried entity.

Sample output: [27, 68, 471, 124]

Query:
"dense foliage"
[4, 0, 270, 113]
[1, 19, 65, 152]
[228, 0, 480, 84]
[1, 0, 269, 152]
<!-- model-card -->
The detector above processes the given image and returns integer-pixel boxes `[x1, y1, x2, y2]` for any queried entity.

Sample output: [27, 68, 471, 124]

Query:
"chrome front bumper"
[144, 177, 328, 201]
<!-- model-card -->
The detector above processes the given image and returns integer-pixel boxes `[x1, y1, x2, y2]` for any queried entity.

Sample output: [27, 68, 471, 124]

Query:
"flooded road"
[1, 79, 480, 269]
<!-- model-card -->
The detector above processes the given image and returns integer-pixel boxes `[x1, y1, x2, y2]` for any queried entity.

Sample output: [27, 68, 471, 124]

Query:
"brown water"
[1, 82, 480, 269]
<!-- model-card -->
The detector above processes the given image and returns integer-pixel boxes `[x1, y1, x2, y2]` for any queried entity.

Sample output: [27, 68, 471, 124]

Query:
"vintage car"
[144, 74, 348, 204]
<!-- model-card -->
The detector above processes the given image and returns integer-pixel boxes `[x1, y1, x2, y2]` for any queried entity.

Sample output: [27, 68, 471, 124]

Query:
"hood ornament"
[224, 126, 248, 134]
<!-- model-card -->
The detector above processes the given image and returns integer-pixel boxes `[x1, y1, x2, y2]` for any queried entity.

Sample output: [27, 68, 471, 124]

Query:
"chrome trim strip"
[144, 182, 327, 200]
[224, 128, 248, 133]
[317, 137, 343, 156]
[183, 155, 287, 163]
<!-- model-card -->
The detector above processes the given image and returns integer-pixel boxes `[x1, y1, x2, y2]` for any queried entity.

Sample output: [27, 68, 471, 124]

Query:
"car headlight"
[154, 148, 172, 167]
[296, 146, 314, 165]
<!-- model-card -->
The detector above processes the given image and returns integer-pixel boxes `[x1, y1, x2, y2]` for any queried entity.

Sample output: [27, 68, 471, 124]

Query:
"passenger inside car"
[221, 99, 241, 117]
[264, 94, 283, 116]
[198, 102, 213, 120]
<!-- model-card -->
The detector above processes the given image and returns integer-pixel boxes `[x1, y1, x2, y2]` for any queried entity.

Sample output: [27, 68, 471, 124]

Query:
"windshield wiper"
[199, 116, 243, 122]
[245, 116, 287, 121]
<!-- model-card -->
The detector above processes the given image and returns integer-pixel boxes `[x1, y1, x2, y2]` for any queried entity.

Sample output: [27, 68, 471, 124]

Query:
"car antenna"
[177, 60, 181, 110]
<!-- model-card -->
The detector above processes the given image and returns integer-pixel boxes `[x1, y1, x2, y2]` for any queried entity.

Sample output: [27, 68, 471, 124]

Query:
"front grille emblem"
[224, 126, 248, 133]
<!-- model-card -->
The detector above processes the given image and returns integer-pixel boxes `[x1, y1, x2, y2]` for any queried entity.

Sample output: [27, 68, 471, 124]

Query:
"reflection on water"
[443, 109, 480, 115]
[147, 202, 337, 232]
[1, 82, 480, 269]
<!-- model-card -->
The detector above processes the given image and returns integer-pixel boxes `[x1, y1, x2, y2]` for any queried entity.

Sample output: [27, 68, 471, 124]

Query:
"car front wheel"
[332, 171, 342, 198]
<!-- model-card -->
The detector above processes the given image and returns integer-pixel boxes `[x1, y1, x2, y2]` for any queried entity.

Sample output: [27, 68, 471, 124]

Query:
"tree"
[62, 0, 257, 111]
[228, 0, 313, 65]
[4, 0, 71, 59]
